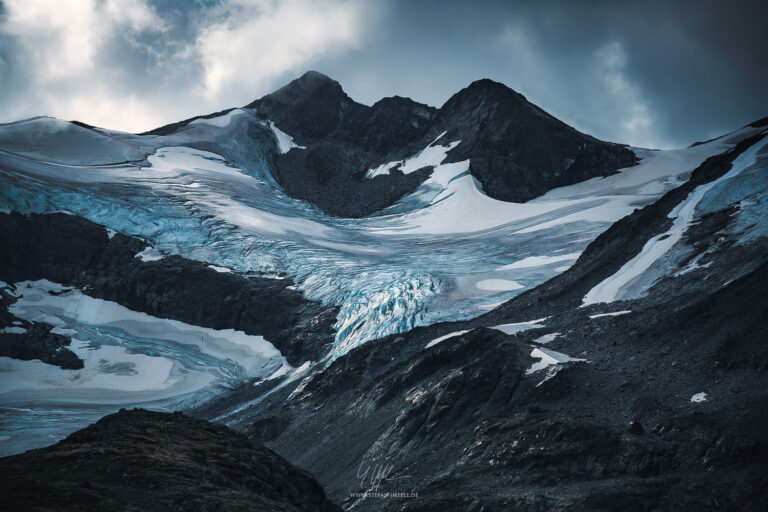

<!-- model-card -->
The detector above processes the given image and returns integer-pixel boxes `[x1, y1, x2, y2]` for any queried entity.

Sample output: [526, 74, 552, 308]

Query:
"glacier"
[0, 111, 759, 360]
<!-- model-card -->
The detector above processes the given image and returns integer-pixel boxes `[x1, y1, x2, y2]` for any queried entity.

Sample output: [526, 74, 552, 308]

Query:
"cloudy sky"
[0, 0, 765, 148]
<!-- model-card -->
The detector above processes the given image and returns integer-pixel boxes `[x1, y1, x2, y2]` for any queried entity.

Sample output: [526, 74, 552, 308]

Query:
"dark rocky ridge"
[192, 135, 768, 510]
[0, 409, 341, 512]
[0, 212, 337, 365]
[148, 71, 637, 217]
[249, 72, 636, 217]
[206, 259, 768, 510]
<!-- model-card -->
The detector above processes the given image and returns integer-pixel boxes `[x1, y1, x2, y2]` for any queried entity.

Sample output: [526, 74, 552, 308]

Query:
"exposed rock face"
[0, 307, 82, 369]
[150, 71, 636, 217]
[0, 212, 337, 364]
[0, 409, 341, 512]
[247, 71, 437, 217]
[429, 78, 638, 203]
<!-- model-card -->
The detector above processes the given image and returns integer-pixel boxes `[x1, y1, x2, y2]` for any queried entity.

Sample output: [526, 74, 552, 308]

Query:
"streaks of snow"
[490, 318, 547, 336]
[7, 280, 285, 379]
[371, 141, 723, 236]
[589, 310, 631, 319]
[366, 134, 460, 178]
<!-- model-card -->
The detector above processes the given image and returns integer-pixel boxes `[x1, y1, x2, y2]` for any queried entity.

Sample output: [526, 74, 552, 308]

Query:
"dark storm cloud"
[0, 0, 764, 147]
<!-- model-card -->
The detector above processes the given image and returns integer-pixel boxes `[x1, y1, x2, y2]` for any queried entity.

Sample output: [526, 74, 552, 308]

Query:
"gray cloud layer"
[1, 0, 765, 148]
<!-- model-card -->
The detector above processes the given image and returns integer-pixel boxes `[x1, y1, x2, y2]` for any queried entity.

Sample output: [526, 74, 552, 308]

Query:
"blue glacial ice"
[1, 111, 760, 359]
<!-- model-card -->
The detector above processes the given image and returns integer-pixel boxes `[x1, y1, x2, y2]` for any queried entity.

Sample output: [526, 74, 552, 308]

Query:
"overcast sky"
[0, 0, 765, 148]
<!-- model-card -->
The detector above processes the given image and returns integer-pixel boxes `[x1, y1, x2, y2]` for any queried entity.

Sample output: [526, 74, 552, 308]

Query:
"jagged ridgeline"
[149, 71, 637, 217]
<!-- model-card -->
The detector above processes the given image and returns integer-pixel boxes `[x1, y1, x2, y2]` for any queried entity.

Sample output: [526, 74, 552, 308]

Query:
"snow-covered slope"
[583, 132, 768, 305]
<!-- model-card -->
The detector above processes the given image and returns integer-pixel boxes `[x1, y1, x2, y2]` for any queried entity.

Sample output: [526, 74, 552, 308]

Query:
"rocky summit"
[0, 409, 340, 512]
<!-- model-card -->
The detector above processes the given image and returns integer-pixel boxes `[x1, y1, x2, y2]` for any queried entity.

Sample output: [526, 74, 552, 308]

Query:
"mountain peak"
[299, 70, 334, 82]
[252, 70, 346, 108]
[246, 71, 352, 140]
[447, 77, 528, 107]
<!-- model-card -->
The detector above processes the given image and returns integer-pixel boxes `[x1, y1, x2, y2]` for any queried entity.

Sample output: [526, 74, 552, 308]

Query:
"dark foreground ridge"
[0, 409, 341, 512]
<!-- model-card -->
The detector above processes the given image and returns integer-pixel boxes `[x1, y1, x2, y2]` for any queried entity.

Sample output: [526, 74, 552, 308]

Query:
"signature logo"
[357, 459, 395, 491]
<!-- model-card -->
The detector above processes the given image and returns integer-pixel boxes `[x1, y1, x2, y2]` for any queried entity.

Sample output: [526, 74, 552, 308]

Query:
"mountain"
[0, 71, 767, 510]
[0, 409, 340, 512]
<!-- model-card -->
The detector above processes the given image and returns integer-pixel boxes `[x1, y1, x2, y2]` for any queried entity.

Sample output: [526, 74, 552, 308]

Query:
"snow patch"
[490, 318, 547, 335]
[425, 330, 470, 349]
[190, 109, 243, 128]
[526, 347, 586, 374]
[135, 247, 164, 262]
[533, 332, 561, 344]
[0, 326, 26, 334]
[690, 392, 708, 403]
[208, 265, 232, 273]
[267, 121, 305, 154]
[497, 253, 581, 271]
[264, 361, 294, 381]
[674, 253, 713, 276]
